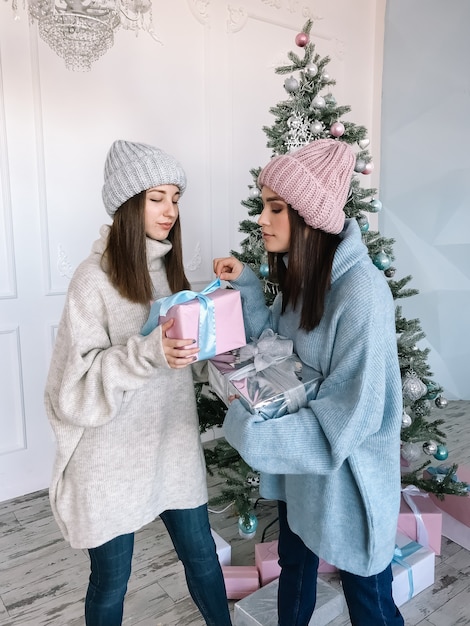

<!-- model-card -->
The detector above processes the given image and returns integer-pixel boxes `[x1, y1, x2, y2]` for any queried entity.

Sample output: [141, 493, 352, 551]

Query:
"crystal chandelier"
[9, 0, 157, 71]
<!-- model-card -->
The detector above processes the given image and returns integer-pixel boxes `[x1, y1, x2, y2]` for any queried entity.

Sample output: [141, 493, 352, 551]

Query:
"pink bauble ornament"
[330, 122, 345, 137]
[295, 32, 309, 47]
[362, 162, 374, 175]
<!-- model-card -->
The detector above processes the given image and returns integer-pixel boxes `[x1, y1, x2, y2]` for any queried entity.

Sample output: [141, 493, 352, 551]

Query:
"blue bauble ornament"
[373, 251, 391, 271]
[369, 198, 383, 212]
[434, 445, 449, 461]
[238, 512, 258, 539]
[259, 263, 269, 278]
[357, 214, 369, 232]
[425, 381, 439, 400]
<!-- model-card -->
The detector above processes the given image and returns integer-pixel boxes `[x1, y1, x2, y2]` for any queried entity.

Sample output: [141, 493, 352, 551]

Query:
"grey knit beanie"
[258, 139, 355, 234]
[102, 140, 187, 216]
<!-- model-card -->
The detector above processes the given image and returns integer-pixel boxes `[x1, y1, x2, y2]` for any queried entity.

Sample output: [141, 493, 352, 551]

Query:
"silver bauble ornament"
[423, 440, 438, 456]
[401, 442, 421, 463]
[305, 62, 318, 77]
[402, 371, 428, 402]
[284, 76, 299, 93]
[435, 396, 448, 409]
[310, 120, 323, 135]
[249, 187, 260, 199]
[311, 95, 326, 109]
[384, 267, 396, 278]
[354, 158, 366, 173]
[401, 411, 412, 428]
[358, 138, 370, 149]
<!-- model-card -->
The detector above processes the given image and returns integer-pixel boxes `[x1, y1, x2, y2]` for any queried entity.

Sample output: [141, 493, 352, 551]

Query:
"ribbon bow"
[392, 540, 421, 601]
[237, 329, 293, 373]
[426, 465, 470, 491]
[400, 485, 430, 549]
[141, 278, 221, 360]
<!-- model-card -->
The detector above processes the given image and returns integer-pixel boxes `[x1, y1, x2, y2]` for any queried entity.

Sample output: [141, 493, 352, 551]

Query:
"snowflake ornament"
[285, 113, 313, 152]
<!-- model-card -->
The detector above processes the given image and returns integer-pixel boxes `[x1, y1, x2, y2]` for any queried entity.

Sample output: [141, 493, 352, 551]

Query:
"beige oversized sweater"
[45, 225, 208, 549]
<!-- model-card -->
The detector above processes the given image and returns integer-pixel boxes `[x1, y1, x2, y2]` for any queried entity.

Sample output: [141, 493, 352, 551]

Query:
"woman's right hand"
[213, 256, 244, 282]
[161, 319, 199, 369]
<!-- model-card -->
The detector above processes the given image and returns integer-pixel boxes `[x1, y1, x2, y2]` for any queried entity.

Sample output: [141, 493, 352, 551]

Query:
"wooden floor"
[1, 400, 469, 625]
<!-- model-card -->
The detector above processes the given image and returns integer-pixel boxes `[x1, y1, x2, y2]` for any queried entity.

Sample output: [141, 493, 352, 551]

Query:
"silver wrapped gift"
[208, 330, 322, 420]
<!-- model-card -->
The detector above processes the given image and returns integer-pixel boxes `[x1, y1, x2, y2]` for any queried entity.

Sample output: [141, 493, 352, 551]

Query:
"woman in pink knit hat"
[214, 139, 404, 626]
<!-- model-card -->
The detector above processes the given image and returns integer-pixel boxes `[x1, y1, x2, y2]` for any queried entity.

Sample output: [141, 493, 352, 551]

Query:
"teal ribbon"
[392, 540, 421, 601]
[141, 278, 221, 359]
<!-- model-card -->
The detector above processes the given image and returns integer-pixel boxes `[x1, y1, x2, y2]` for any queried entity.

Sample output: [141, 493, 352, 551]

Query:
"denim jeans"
[277, 501, 404, 626]
[85, 504, 232, 626]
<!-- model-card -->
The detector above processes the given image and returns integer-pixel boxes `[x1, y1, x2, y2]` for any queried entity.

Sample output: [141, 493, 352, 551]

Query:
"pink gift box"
[222, 565, 260, 600]
[255, 540, 281, 586]
[424, 464, 470, 527]
[398, 489, 442, 554]
[318, 558, 338, 573]
[254, 539, 338, 580]
[159, 287, 246, 361]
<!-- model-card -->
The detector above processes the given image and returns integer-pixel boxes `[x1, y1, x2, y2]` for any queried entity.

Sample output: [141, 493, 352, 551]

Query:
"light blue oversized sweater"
[223, 219, 403, 576]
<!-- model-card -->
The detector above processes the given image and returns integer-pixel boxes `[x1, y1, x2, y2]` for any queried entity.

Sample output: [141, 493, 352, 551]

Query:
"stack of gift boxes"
[147, 285, 470, 621]
[212, 486, 445, 626]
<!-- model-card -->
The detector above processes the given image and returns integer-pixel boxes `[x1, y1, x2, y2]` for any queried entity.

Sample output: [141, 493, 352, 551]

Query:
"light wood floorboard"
[0, 400, 469, 625]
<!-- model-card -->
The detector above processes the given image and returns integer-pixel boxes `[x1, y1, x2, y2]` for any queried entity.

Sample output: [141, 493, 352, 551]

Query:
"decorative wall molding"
[0, 328, 26, 455]
[186, 0, 210, 25]
[0, 46, 17, 300]
[185, 241, 203, 272]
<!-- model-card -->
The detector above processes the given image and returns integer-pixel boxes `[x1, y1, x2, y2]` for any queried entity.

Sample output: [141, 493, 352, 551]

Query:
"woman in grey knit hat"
[45, 140, 232, 626]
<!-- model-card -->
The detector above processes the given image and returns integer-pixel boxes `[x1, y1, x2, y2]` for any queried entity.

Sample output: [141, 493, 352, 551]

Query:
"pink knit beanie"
[258, 139, 355, 234]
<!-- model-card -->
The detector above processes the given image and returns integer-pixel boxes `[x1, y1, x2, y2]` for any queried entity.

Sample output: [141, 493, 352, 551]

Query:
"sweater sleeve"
[231, 264, 282, 339]
[45, 274, 171, 429]
[223, 273, 400, 475]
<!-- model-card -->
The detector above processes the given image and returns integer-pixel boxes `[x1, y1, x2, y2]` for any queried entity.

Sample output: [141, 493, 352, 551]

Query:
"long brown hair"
[268, 207, 340, 332]
[103, 191, 190, 303]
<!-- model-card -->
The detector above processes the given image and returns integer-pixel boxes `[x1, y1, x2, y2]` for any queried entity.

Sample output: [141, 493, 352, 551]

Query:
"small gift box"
[211, 529, 231, 566]
[208, 330, 323, 420]
[318, 558, 338, 573]
[234, 577, 344, 626]
[391, 531, 435, 607]
[439, 510, 470, 551]
[423, 464, 470, 526]
[398, 486, 443, 554]
[255, 540, 280, 586]
[222, 565, 260, 600]
[141, 278, 246, 360]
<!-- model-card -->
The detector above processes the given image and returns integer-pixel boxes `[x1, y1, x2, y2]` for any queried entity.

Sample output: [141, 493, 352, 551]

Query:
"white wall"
[0, 0, 385, 501]
[381, 0, 470, 400]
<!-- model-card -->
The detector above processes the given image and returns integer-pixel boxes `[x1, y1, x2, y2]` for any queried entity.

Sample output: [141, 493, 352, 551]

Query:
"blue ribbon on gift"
[392, 540, 421, 601]
[141, 278, 221, 359]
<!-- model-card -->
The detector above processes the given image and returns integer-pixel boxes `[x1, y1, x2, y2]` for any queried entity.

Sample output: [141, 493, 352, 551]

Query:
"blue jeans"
[85, 504, 232, 626]
[277, 501, 404, 626]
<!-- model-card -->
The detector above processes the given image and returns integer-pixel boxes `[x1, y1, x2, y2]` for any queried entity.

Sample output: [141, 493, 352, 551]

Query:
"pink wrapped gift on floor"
[391, 530, 435, 607]
[141, 278, 246, 360]
[222, 565, 260, 600]
[318, 558, 338, 573]
[398, 486, 442, 554]
[255, 540, 281, 586]
[423, 464, 470, 526]
[255, 539, 338, 581]
[423, 464, 470, 550]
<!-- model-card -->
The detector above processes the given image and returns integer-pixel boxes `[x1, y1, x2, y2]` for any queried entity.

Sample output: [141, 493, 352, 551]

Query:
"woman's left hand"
[161, 319, 199, 368]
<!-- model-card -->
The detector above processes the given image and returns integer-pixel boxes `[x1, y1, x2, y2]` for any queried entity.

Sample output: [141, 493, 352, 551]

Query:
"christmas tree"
[198, 20, 467, 535]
